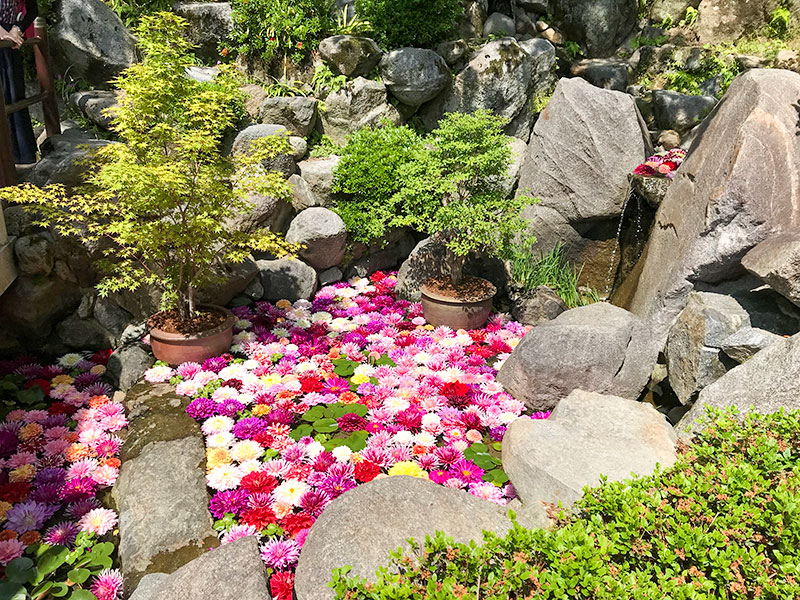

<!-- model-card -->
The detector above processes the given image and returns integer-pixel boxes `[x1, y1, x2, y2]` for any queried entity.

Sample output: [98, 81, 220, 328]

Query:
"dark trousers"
[0, 29, 37, 165]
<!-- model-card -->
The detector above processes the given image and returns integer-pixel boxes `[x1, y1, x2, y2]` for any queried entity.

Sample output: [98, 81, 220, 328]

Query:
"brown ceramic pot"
[148, 305, 235, 366]
[420, 277, 496, 330]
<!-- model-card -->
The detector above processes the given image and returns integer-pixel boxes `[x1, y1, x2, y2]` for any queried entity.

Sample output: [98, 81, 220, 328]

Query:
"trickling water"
[604, 184, 634, 297]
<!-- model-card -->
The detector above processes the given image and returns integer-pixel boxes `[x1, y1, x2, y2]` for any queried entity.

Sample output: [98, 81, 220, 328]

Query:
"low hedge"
[330, 408, 800, 599]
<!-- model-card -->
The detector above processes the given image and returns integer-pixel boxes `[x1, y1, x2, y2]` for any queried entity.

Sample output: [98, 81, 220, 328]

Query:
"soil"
[424, 276, 496, 302]
[148, 307, 228, 335]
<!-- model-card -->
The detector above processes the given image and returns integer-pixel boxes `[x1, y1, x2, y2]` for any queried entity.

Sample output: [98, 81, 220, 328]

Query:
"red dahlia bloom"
[281, 512, 314, 536]
[240, 471, 279, 494]
[354, 461, 380, 483]
[270, 571, 295, 600]
[240, 506, 278, 530]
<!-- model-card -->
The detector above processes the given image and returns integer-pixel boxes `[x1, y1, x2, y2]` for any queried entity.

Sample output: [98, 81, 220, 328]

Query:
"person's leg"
[0, 46, 23, 164]
[6, 46, 37, 164]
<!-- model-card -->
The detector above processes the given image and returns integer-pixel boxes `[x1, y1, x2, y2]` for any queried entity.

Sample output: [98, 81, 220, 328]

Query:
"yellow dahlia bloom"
[387, 461, 429, 479]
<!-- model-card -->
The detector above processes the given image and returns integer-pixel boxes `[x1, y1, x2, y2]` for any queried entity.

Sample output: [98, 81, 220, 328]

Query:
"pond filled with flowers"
[145, 271, 547, 600]
[0, 350, 125, 600]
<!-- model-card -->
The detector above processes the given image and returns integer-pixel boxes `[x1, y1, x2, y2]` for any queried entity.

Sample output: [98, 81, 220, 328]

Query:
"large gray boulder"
[0, 275, 81, 339]
[23, 135, 112, 190]
[379, 48, 451, 107]
[497, 302, 653, 412]
[258, 97, 318, 137]
[295, 476, 549, 600]
[14, 233, 54, 276]
[551, 0, 637, 57]
[649, 0, 701, 23]
[230, 124, 304, 177]
[694, 0, 785, 45]
[321, 78, 402, 145]
[113, 436, 217, 585]
[127, 536, 268, 600]
[678, 332, 800, 437]
[298, 156, 340, 207]
[106, 344, 154, 392]
[226, 192, 294, 234]
[285, 207, 347, 270]
[420, 38, 556, 140]
[53, 0, 137, 85]
[720, 326, 783, 363]
[516, 77, 648, 290]
[665, 292, 750, 404]
[172, 2, 233, 61]
[652, 90, 718, 134]
[502, 390, 677, 508]
[259, 257, 317, 302]
[621, 70, 800, 370]
[742, 231, 800, 308]
[318, 35, 383, 78]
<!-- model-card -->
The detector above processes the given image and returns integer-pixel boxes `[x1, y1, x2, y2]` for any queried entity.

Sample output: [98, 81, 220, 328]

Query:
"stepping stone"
[113, 384, 218, 590]
[127, 536, 268, 600]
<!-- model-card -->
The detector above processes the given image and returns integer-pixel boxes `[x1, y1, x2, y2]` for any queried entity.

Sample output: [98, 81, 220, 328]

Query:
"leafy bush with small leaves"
[330, 408, 800, 600]
[312, 64, 348, 96]
[331, 123, 436, 244]
[769, 2, 793, 39]
[661, 46, 740, 97]
[354, 0, 463, 49]
[228, 0, 334, 63]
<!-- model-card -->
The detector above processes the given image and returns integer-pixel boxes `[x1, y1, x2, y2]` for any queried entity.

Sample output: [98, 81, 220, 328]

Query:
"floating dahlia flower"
[0, 538, 25, 565]
[209, 489, 249, 518]
[66, 497, 101, 519]
[90, 569, 123, 600]
[260, 537, 300, 570]
[79, 507, 118, 535]
[4, 500, 56, 533]
[273, 479, 309, 506]
[221, 524, 257, 544]
[59, 475, 97, 502]
[43, 521, 80, 546]
[387, 461, 428, 479]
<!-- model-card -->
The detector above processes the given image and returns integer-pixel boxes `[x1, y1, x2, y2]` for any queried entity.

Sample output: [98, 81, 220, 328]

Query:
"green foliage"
[511, 244, 598, 308]
[2, 534, 115, 600]
[228, 0, 334, 63]
[331, 122, 436, 244]
[0, 13, 295, 320]
[103, 0, 172, 26]
[312, 65, 348, 96]
[333, 112, 530, 284]
[331, 408, 800, 600]
[0, 375, 47, 420]
[265, 78, 309, 97]
[680, 6, 698, 28]
[662, 46, 740, 97]
[354, 0, 463, 49]
[630, 33, 670, 49]
[333, 6, 373, 35]
[769, 2, 793, 39]
[308, 132, 342, 158]
[563, 40, 581, 58]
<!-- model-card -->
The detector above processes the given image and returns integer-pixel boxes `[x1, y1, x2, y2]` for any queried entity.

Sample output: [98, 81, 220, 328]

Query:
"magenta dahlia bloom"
[299, 490, 330, 517]
[321, 377, 350, 395]
[489, 426, 507, 442]
[265, 408, 295, 426]
[337, 413, 367, 432]
[4, 500, 56, 533]
[84, 382, 114, 397]
[260, 537, 300, 570]
[186, 397, 217, 420]
[209, 489, 249, 518]
[232, 417, 268, 439]
[319, 475, 356, 499]
[452, 459, 484, 483]
[90, 569, 123, 600]
[433, 446, 461, 466]
[66, 497, 101, 519]
[201, 356, 229, 373]
[217, 398, 246, 418]
[327, 462, 354, 479]
[59, 476, 97, 502]
[43, 521, 80, 546]
[0, 429, 19, 459]
[31, 482, 63, 504]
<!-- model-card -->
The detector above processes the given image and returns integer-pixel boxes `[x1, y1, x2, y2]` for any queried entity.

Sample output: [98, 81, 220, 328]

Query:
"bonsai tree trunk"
[445, 246, 466, 287]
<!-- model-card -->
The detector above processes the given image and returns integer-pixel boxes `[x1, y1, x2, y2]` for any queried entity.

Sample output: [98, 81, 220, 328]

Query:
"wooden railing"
[0, 16, 61, 187]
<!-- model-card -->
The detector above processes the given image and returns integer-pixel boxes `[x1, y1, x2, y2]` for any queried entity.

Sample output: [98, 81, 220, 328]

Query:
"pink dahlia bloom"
[79, 507, 118, 535]
[90, 569, 123, 600]
[0, 538, 26, 565]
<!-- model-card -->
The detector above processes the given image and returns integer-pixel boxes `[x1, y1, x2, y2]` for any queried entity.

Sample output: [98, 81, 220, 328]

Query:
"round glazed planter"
[148, 305, 235, 366]
[420, 278, 497, 330]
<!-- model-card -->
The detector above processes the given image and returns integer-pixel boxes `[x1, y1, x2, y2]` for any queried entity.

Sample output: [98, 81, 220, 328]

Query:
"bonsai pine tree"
[0, 13, 295, 322]
[418, 110, 532, 287]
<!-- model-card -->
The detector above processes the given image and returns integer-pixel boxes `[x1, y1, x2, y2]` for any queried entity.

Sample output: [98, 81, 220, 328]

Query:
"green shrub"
[104, 0, 172, 26]
[511, 244, 598, 308]
[331, 123, 436, 244]
[769, 2, 793, 39]
[354, 0, 463, 49]
[330, 408, 800, 600]
[661, 47, 740, 97]
[228, 0, 334, 63]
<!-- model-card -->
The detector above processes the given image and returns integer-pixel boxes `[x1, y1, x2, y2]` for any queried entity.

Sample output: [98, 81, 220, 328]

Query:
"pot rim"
[148, 304, 235, 341]
[420, 277, 497, 304]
